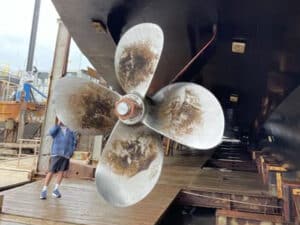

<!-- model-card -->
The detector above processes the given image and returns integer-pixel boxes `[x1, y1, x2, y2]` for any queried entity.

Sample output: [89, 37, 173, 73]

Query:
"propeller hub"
[116, 102, 130, 116]
[114, 94, 145, 125]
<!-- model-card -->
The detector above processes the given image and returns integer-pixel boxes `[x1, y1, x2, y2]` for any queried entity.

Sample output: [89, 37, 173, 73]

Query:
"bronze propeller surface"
[53, 23, 224, 207]
[53, 77, 120, 135]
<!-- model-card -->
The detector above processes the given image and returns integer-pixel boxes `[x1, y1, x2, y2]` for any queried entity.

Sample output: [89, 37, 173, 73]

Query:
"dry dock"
[0, 151, 277, 225]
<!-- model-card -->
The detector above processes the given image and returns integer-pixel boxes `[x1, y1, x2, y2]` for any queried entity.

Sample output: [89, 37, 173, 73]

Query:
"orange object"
[0, 101, 46, 122]
[0, 101, 21, 122]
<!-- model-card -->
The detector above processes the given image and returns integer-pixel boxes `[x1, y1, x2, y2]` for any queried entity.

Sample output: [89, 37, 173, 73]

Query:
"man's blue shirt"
[49, 125, 77, 158]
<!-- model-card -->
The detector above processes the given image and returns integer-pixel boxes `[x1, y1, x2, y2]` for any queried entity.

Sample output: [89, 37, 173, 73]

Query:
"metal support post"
[26, 0, 41, 72]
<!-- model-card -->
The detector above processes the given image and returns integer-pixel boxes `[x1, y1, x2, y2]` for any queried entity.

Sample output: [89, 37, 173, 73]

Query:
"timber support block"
[282, 180, 300, 223]
[176, 190, 281, 215]
[216, 209, 285, 225]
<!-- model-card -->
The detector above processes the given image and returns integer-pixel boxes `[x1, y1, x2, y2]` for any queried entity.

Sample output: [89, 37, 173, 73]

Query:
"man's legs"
[41, 157, 68, 199]
[44, 172, 53, 186]
[56, 171, 64, 185]
[53, 171, 64, 191]
[40, 172, 53, 199]
[52, 171, 64, 198]
[53, 157, 69, 197]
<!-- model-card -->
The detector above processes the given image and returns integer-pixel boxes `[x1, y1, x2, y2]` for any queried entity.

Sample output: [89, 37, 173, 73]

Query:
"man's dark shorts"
[49, 156, 70, 173]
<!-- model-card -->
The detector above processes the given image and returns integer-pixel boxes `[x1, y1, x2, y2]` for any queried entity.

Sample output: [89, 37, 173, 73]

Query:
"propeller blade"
[96, 121, 164, 207]
[143, 82, 225, 149]
[53, 77, 120, 135]
[115, 23, 164, 97]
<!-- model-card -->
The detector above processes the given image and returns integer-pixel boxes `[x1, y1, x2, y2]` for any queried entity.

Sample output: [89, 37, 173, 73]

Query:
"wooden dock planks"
[0, 169, 31, 191]
[0, 152, 271, 225]
[188, 168, 270, 196]
[0, 157, 36, 191]
[0, 157, 37, 171]
[0, 213, 74, 225]
[1, 180, 180, 225]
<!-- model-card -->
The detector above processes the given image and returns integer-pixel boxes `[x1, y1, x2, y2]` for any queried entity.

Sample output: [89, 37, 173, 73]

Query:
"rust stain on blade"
[104, 133, 158, 177]
[159, 89, 202, 135]
[118, 41, 158, 91]
[69, 83, 119, 133]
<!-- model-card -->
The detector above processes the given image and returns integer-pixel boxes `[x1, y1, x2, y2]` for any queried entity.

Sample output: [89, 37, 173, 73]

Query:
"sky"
[0, 0, 91, 73]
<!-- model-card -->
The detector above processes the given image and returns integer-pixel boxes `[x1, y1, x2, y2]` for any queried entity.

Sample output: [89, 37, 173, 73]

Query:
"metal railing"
[17, 138, 40, 171]
[0, 138, 40, 172]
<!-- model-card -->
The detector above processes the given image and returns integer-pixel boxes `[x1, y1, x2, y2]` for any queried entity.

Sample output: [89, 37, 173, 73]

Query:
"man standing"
[40, 120, 77, 199]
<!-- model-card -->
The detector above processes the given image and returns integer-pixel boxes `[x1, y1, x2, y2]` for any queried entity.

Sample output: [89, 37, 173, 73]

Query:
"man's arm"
[48, 125, 60, 138]
[71, 132, 78, 153]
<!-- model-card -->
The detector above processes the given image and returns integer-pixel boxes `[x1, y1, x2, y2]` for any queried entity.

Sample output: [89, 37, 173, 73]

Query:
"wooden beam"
[0, 195, 3, 213]
[177, 190, 281, 214]
[283, 181, 300, 223]
[38, 20, 71, 173]
[216, 209, 284, 224]
[0, 142, 39, 149]
[0, 167, 32, 173]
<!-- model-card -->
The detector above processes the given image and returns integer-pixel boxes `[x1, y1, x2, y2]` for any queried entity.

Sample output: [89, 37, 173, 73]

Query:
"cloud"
[0, 0, 91, 72]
